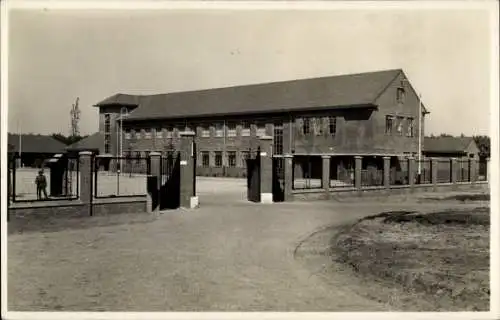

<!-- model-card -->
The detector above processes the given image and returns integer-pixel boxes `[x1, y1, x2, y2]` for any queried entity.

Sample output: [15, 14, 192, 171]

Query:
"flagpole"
[418, 93, 422, 175]
[18, 120, 22, 167]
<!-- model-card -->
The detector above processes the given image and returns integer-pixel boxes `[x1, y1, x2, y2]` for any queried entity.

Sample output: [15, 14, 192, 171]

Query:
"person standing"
[35, 169, 48, 200]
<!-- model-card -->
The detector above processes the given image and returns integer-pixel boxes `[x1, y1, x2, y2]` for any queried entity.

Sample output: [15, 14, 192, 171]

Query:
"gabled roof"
[423, 136, 476, 153]
[8, 133, 67, 154]
[66, 132, 103, 151]
[95, 69, 422, 121]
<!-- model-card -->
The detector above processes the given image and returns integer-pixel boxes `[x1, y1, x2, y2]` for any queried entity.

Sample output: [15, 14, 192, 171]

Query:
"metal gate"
[272, 157, 285, 202]
[246, 149, 261, 202]
[159, 151, 181, 210]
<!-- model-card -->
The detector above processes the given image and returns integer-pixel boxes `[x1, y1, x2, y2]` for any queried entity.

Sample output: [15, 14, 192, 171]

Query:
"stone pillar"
[354, 156, 362, 192]
[179, 131, 198, 209]
[79, 151, 93, 216]
[283, 154, 294, 202]
[322, 155, 331, 198]
[431, 158, 438, 191]
[487, 158, 491, 182]
[408, 157, 415, 191]
[469, 158, 477, 183]
[383, 156, 391, 189]
[451, 158, 457, 189]
[259, 135, 274, 204]
[149, 151, 161, 213]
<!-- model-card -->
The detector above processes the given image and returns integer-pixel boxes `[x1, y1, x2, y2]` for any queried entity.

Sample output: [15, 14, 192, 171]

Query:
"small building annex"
[92, 68, 430, 179]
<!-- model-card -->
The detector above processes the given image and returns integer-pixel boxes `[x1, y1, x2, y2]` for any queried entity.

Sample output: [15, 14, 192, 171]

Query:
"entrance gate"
[159, 151, 181, 210]
[246, 148, 261, 202]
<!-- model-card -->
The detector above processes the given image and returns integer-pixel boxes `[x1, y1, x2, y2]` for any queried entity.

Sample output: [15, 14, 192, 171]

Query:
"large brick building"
[93, 69, 429, 178]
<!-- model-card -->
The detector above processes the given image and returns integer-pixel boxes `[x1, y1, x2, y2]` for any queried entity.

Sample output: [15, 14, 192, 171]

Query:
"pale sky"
[7, 6, 494, 136]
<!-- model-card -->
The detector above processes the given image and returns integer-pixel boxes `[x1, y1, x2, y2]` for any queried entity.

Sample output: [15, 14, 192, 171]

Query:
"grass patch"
[332, 207, 490, 311]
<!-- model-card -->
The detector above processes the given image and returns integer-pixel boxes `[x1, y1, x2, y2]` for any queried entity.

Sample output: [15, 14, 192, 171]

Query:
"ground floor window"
[202, 151, 210, 167]
[240, 151, 250, 167]
[228, 151, 236, 167]
[215, 151, 223, 167]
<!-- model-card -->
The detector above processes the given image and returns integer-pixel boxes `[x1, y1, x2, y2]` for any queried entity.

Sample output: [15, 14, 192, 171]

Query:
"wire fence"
[93, 156, 150, 198]
[456, 159, 471, 182]
[292, 156, 323, 190]
[360, 169, 384, 187]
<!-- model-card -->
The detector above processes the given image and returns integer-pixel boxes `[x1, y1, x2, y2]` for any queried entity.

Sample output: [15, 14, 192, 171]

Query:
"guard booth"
[47, 153, 67, 197]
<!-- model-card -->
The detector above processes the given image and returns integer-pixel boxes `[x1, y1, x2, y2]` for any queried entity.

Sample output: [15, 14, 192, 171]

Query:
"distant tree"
[473, 135, 490, 158]
[439, 133, 453, 137]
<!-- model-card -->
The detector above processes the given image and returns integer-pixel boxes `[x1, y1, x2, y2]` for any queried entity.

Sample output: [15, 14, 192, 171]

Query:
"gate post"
[321, 155, 331, 199]
[283, 154, 293, 202]
[431, 158, 438, 191]
[450, 158, 458, 190]
[79, 151, 93, 216]
[383, 156, 391, 190]
[354, 156, 362, 194]
[259, 135, 273, 204]
[179, 131, 199, 209]
[149, 152, 161, 213]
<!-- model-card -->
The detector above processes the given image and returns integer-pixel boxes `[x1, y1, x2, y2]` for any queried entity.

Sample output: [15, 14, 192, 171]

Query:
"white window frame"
[241, 121, 250, 136]
[256, 123, 266, 137]
[227, 122, 237, 137]
[155, 128, 163, 139]
[215, 123, 224, 137]
[407, 117, 414, 137]
[124, 130, 132, 140]
[201, 125, 210, 138]
[144, 129, 152, 139]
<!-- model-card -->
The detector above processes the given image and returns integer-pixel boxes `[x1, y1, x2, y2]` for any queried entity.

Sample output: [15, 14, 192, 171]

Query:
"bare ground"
[330, 206, 490, 311]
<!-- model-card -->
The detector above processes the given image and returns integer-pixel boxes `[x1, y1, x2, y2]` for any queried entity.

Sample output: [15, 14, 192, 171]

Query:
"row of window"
[385, 115, 414, 137]
[200, 150, 252, 168]
[299, 116, 337, 136]
[123, 121, 267, 140]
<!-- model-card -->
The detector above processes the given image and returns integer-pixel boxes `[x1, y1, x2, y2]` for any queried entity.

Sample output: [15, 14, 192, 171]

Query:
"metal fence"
[415, 159, 432, 184]
[360, 169, 384, 187]
[93, 156, 150, 198]
[330, 167, 355, 188]
[456, 159, 471, 182]
[292, 156, 323, 190]
[436, 159, 452, 183]
[9, 154, 80, 203]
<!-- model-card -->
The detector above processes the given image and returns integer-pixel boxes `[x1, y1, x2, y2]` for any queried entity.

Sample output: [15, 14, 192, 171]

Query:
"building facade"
[93, 69, 429, 178]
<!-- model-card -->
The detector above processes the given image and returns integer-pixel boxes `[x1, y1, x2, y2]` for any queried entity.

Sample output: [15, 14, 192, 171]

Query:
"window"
[241, 121, 250, 136]
[144, 129, 152, 139]
[215, 151, 222, 167]
[202, 151, 210, 167]
[256, 122, 266, 137]
[155, 128, 163, 139]
[385, 116, 394, 134]
[227, 122, 237, 137]
[104, 137, 111, 154]
[407, 118, 414, 137]
[303, 118, 310, 135]
[124, 129, 131, 140]
[240, 151, 250, 167]
[166, 126, 173, 138]
[312, 118, 322, 136]
[215, 123, 224, 137]
[201, 125, 210, 138]
[273, 122, 283, 155]
[104, 114, 111, 134]
[397, 87, 406, 104]
[228, 151, 236, 167]
[328, 116, 337, 135]
[396, 116, 404, 135]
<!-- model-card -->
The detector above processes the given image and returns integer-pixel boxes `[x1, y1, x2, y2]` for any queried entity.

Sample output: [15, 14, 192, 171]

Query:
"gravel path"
[8, 178, 487, 311]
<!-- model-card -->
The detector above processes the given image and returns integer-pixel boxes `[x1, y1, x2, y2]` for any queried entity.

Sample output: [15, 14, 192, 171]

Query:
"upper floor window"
[201, 125, 210, 138]
[256, 122, 266, 137]
[397, 87, 406, 104]
[227, 151, 236, 167]
[241, 121, 251, 136]
[214, 123, 224, 137]
[104, 136, 111, 154]
[396, 116, 405, 135]
[302, 118, 311, 135]
[240, 151, 250, 167]
[328, 116, 337, 136]
[166, 126, 173, 138]
[144, 129, 152, 139]
[155, 128, 163, 139]
[313, 118, 322, 136]
[124, 129, 132, 140]
[385, 116, 394, 134]
[407, 117, 414, 137]
[227, 122, 237, 137]
[104, 114, 111, 134]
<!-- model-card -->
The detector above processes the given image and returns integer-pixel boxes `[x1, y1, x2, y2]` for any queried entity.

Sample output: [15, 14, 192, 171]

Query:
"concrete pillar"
[408, 157, 415, 191]
[451, 158, 457, 189]
[383, 156, 391, 189]
[259, 135, 273, 204]
[469, 158, 477, 183]
[322, 155, 331, 198]
[354, 156, 362, 192]
[79, 151, 93, 216]
[487, 158, 491, 182]
[283, 154, 294, 202]
[431, 158, 438, 190]
[179, 131, 198, 209]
